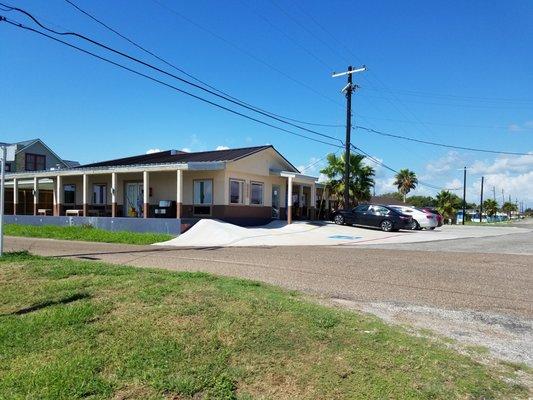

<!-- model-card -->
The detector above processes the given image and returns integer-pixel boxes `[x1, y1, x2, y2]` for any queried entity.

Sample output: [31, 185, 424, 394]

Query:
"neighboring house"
[1, 139, 79, 215]
[3, 145, 318, 225]
[0, 138, 78, 172]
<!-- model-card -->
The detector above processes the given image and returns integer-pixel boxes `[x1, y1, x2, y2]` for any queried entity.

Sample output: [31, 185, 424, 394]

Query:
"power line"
[149, 0, 344, 109]
[63, 0, 343, 129]
[299, 150, 339, 173]
[352, 144, 462, 191]
[1, 3, 343, 145]
[362, 94, 533, 110]
[0, 16, 342, 149]
[365, 87, 533, 104]
[355, 114, 511, 130]
[355, 125, 533, 156]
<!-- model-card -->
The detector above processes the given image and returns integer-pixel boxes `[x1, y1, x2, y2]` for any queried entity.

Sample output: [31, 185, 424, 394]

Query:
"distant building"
[0, 138, 78, 173]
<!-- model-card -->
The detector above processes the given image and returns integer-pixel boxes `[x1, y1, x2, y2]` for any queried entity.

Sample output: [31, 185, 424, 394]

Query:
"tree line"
[319, 153, 521, 221]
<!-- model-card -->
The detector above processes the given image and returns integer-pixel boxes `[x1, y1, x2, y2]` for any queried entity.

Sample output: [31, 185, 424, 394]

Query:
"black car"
[331, 204, 413, 232]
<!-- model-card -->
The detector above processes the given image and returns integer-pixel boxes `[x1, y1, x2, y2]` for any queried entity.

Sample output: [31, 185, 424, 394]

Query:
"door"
[351, 204, 369, 224]
[367, 205, 390, 227]
[124, 182, 143, 217]
[271, 184, 280, 219]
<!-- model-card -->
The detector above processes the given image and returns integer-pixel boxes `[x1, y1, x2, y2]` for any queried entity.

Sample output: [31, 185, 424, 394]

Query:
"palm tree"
[501, 201, 518, 219]
[435, 190, 461, 223]
[482, 199, 498, 217]
[394, 169, 418, 202]
[320, 153, 375, 208]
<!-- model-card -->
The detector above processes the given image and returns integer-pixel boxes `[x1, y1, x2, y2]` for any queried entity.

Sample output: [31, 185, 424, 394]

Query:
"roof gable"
[79, 145, 279, 168]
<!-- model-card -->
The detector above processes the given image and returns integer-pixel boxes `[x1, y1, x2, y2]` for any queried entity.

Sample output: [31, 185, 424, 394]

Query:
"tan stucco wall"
[20, 148, 306, 213]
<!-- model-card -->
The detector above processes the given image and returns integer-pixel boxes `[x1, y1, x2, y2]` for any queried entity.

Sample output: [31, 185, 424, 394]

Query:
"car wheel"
[429, 227, 436, 230]
[334, 214, 345, 225]
[412, 220, 420, 230]
[380, 220, 393, 232]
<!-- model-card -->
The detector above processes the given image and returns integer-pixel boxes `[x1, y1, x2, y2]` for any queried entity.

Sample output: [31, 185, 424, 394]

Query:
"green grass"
[0, 253, 529, 400]
[4, 224, 173, 245]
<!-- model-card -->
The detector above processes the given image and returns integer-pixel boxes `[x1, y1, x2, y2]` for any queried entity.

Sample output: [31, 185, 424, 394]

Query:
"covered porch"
[3, 164, 320, 226]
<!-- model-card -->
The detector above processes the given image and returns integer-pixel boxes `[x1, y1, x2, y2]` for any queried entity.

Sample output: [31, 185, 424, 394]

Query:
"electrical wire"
[351, 144, 462, 191]
[0, 16, 343, 150]
[63, 0, 344, 129]
[0, 2, 343, 144]
[355, 125, 532, 156]
[149, 0, 344, 109]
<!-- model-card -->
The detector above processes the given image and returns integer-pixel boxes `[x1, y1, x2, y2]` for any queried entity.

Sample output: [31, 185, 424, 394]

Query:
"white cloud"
[470, 154, 533, 174]
[215, 145, 229, 151]
[425, 151, 463, 174]
[181, 147, 191, 153]
[146, 148, 161, 154]
[374, 177, 397, 194]
[508, 121, 533, 133]
[298, 156, 322, 174]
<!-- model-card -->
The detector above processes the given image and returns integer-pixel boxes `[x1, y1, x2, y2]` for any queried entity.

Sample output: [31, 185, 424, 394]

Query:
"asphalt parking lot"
[358, 220, 533, 255]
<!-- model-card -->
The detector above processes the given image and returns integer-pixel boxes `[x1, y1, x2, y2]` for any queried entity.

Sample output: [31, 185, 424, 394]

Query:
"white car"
[389, 205, 438, 230]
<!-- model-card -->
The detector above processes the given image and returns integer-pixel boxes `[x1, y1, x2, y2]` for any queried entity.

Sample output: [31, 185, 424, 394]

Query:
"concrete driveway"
[155, 219, 531, 247]
[4, 231, 533, 366]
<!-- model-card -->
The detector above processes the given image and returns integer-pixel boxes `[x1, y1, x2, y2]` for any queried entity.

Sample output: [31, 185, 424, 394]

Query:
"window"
[372, 206, 390, 216]
[250, 182, 264, 205]
[194, 180, 213, 204]
[193, 179, 213, 215]
[229, 179, 244, 204]
[93, 184, 107, 205]
[25, 153, 46, 171]
[64, 184, 76, 204]
[5, 163, 11, 172]
[353, 204, 369, 213]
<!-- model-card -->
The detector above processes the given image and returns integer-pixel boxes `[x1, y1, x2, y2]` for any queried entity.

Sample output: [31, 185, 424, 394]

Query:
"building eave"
[4, 161, 226, 180]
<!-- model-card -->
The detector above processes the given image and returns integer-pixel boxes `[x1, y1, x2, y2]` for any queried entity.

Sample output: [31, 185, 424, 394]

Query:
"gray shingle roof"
[80, 145, 276, 168]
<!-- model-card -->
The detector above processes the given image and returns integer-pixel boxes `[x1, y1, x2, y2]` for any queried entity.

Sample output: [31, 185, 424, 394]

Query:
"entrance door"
[124, 182, 143, 217]
[271, 184, 280, 219]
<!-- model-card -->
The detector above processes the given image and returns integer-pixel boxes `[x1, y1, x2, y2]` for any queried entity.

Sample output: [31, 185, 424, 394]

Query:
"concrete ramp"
[154, 219, 531, 248]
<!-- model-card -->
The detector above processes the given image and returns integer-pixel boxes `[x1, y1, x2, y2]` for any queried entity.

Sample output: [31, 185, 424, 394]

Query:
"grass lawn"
[0, 253, 529, 399]
[4, 224, 173, 245]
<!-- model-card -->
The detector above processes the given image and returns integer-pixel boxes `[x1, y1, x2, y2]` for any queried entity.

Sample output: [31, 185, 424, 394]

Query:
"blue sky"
[1, 0, 532, 205]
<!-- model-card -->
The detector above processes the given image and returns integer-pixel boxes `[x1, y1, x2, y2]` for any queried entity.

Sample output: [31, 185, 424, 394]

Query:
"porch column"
[12, 178, 18, 215]
[287, 176, 293, 224]
[33, 176, 38, 216]
[56, 175, 62, 216]
[82, 174, 88, 217]
[111, 172, 117, 218]
[310, 183, 317, 220]
[299, 184, 304, 217]
[176, 169, 182, 219]
[143, 170, 149, 219]
[52, 178, 57, 216]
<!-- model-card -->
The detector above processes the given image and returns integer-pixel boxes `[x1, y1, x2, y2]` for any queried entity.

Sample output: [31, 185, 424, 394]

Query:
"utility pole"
[462, 166, 467, 225]
[332, 65, 366, 209]
[492, 186, 496, 202]
[0, 145, 5, 256]
[479, 176, 484, 223]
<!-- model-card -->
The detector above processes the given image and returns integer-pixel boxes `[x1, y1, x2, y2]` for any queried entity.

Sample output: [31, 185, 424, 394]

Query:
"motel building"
[2, 144, 322, 232]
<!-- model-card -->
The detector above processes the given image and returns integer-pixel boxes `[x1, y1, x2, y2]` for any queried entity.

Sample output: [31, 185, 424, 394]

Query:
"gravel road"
[4, 233, 532, 365]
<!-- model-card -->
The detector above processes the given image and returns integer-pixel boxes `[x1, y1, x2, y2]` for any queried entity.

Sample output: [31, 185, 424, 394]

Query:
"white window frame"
[229, 179, 245, 205]
[250, 181, 264, 206]
[193, 179, 213, 216]
[92, 183, 107, 205]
